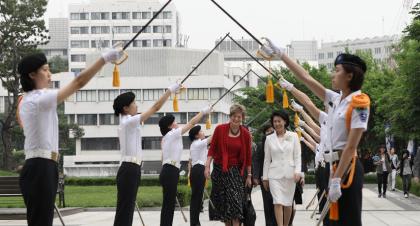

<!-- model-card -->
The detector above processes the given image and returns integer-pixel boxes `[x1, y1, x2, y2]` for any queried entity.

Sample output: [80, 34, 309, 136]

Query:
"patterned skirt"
[209, 164, 245, 222]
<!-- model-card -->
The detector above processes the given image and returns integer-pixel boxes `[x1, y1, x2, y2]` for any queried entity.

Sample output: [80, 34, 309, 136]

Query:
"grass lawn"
[0, 170, 18, 176]
[0, 185, 188, 208]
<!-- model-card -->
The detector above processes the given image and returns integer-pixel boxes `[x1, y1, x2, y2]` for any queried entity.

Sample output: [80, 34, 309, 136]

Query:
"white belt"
[323, 151, 340, 163]
[162, 159, 181, 169]
[121, 156, 142, 166]
[25, 150, 59, 162]
[192, 160, 205, 167]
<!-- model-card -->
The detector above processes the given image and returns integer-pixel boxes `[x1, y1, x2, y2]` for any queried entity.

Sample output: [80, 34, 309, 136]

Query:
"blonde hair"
[229, 104, 246, 118]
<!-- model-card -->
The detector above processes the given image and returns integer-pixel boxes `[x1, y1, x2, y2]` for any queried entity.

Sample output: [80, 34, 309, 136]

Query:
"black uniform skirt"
[331, 158, 364, 226]
[209, 164, 245, 222]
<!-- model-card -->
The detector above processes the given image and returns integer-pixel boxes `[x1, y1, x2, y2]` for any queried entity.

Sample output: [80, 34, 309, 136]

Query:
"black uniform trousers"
[190, 164, 206, 226]
[261, 186, 277, 226]
[159, 164, 180, 226]
[316, 164, 330, 226]
[19, 158, 58, 226]
[331, 158, 363, 226]
[377, 171, 389, 195]
[114, 162, 142, 226]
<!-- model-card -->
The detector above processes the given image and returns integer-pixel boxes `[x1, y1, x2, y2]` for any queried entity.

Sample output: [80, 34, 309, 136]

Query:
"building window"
[188, 112, 207, 124]
[374, 47, 382, 54]
[77, 114, 97, 126]
[327, 52, 334, 59]
[113, 26, 131, 34]
[143, 89, 164, 101]
[142, 12, 151, 19]
[163, 39, 171, 47]
[98, 90, 120, 102]
[318, 53, 324, 60]
[121, 89, 141, 101]
[163, 11, 172, 19]
[112, 12, 130, 20]
[112, 40, 130, 47]
[91, 40, 110, 48]
[210, 88, 222, 100]
[81, 138, 119, 150]
[188, 88, 209, 100]
[70, 13, 89, 20]
[152, 11, 163, 19]
[336, 51, 343, 56]
[68, 114, 75, 124]
[71, 68, 84, 75]
[70, 27, 89, 34]
[164, 25, 172, 33]
[153, 26, 164, 33]
[99, 114, 119, 125]
[91, 12, 110, 20]
[132, 12, 142, 19]
[142, 137, 161, 150]
[143, 113, 164, 125]
[70, 54, 86, 62]
[76, 90, 97, 102]
[211, 112, 219, 124]
[71, 40, 89, 48]
[153, 39, 163, 47]
[132, 26, 151, 33]
[141, 40, 151, 47]
[172, 113, 187, 124]
[91, 26, 110, 34]
[50, 81, 60, 89]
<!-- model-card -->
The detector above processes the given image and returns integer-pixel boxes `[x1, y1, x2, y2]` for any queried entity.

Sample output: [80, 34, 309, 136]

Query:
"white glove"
[279, 79, 294, 91]
[200, 105, 212, 115]
[168, 83, 181, 93]
[328, 178, 342, 202]
[101, 47, 123, 63]
[298, 120, 307, 127]
[261, 37, 286, 58]
[291, 100, 303, 112]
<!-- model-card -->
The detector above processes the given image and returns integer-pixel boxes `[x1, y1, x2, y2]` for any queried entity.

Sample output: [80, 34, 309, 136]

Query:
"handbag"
[242, 187, 256, 226]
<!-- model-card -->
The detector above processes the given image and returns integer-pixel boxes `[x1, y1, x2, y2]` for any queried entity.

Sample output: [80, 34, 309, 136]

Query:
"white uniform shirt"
[324, 89, 369, 150]
[162, 128, 183, 168]
[118, 114, 142, 162]
[318, 111, 328, 157]
[20, 89, 59, 156]
[190, 138, 208, 166]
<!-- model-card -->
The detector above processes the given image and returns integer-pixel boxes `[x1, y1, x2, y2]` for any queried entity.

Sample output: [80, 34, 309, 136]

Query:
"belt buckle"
[51, 152, 59, 162]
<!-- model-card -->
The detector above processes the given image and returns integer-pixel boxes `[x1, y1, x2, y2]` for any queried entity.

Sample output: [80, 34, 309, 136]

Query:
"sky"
[45, 0, 418, 49]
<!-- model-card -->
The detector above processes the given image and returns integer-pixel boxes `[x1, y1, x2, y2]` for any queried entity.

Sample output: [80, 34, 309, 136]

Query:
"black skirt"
[209, 164, 245, 222]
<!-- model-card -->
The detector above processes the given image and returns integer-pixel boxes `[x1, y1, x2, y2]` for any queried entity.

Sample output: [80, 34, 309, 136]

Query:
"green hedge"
[65, 176, 189, 186]
[65, 174, 380, 186]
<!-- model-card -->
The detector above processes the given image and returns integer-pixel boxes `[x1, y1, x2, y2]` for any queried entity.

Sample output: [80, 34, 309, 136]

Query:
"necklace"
[230, 126, 240, 136]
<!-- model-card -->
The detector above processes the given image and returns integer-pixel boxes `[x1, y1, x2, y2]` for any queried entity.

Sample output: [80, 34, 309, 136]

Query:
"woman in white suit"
[262, 110, 302, 226]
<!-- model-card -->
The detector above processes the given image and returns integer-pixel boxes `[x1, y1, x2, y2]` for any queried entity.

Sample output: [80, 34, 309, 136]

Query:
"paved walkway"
[1, 184, 420, 226]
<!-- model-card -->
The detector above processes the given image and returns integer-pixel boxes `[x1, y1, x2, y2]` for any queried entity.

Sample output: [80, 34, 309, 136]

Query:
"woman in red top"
[205, 104, 252, 226]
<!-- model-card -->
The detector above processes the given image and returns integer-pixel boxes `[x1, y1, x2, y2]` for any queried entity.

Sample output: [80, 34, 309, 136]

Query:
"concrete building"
[289, 40, 318, 62]
[318, 35, 399, 70]
[40, 18, 69, 60]
[68, 0, 180, 75]
[57, 48, 247, 177]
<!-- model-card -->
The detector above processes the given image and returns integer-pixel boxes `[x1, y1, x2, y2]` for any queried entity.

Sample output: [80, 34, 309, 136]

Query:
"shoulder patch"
[356, 108, 368, 122]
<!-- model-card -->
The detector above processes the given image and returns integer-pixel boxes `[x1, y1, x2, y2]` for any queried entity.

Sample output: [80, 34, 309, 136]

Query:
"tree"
[376, 3, 420, 142]
[0, 0, 49, 169]
[49, 56, 68, 74]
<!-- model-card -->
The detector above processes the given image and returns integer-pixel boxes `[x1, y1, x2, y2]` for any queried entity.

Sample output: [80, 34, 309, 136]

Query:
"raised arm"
[260, 38, 326, 101]
[181, 106, 211, 135]
[58, 48, 122, 103]
[299, 120, 320, 143]
[141, 84, 181, 123]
